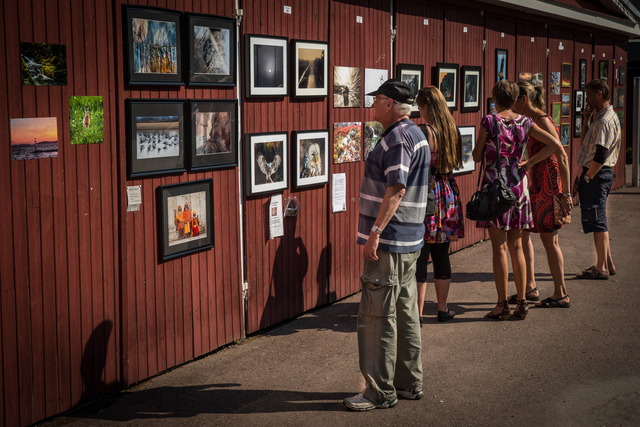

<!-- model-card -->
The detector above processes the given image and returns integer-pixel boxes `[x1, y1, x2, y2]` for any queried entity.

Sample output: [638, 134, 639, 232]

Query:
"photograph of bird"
[300, 142, 323, 178]
[256, 153, 282, 183]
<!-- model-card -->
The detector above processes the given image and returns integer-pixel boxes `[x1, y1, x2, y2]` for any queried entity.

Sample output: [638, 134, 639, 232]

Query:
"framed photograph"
[613, 87, 624, 109]
[245, 132, 288, 196]
[461, 66, 481, 113]
[293, 40, 328, 97]
[294, 130, 329, 188]
[561, 63, 572, 87]
[620, 65, 626, 86]
[333, 66, 361, 107]
[20, 42, 67, 86]
[364, 68, 389, 107]
[552, 102, 562, 125]
[561, 93, 571, 117]
[363, 121, 384, 159]
[532, 72, 543, 88]
[496, 49, 508, 83]
[10, 117, 58, 161]
[574, 90, 584, 112]
[487, 98, 497, 114]
[333, 122, 361, 163]
[190, 99, 237, 170]
[157, 179, 213, 262]
[454, 126, 476, 175]
[617, 110, 624, 126]
[550, 71, 561, 95]
[69, 96, 104, 145]
[561, 123, 570, 146]
[126, 99, 185, 178]
[245, 34, 288, 97]
[436, 62, 459, 110]
[579, 59, 587, 87]
[599, 60, 609, 82]
[123, 5, 183, 85]
[186, 13, 235, 86]
[397, 64, 423, 116]
[518, 72, 532, 83]
[574, 114, 583, 138]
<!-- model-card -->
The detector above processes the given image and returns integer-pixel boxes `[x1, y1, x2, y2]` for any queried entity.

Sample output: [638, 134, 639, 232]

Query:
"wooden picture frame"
[189, 99, 237, 171]
[293, 130, 329, 188]
[126, 99, 186, 178]
[245, 132, 288, 196]
[157, 179, 214, 262]
[123, 5, 183, 85]
[561, 63, 572, 87]
[245, 34, 288, 97]
[495, 49, 508, 83]
[186, 13, 236, 86]
[436, 62, 459, 110]
[561, 93, 571, 117]
[552, 102, 562, 124]
[292, 40, 329, 97]
[461, 65, 481, 113]
[397, 63, 424, 117]
[454, 126, 476, 174]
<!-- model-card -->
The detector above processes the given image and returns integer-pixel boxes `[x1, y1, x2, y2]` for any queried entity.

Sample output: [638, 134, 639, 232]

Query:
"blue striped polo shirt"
[357, 118, 431, 253]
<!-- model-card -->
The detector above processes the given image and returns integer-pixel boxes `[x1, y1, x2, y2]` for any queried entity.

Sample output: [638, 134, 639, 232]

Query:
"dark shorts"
[415, 242, 451, 282]
[577, 167, 614, 233]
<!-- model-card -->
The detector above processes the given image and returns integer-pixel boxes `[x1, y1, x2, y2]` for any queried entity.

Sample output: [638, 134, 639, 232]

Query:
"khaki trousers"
[357, 249, 423, 402]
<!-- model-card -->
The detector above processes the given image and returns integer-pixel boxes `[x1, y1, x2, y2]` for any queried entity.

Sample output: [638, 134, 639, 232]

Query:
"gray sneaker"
[343, 393, 399, 411]
[397, 386, 424, 400]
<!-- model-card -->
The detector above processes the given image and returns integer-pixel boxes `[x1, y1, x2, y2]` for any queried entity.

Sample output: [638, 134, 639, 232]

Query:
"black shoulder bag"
[466, 114, 516, 221]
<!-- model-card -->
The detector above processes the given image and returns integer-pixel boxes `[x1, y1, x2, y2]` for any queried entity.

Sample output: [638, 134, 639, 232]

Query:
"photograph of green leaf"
[69, 96, 104, 145]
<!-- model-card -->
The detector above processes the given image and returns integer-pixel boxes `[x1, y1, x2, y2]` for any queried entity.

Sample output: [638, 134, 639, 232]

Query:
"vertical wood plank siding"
[0, 1, 631, 425]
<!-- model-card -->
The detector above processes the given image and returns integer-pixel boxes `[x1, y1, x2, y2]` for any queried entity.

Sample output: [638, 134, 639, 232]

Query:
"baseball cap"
[366, 79, 415, 104]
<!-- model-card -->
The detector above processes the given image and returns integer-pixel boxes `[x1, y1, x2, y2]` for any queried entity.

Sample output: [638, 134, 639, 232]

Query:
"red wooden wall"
[0, 0, 632, 425]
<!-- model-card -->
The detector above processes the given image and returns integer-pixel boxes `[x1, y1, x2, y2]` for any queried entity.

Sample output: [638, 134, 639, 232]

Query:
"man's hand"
[363, 233, 379, 261]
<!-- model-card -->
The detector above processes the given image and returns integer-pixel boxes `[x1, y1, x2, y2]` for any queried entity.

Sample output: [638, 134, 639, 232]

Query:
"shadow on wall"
[80, 320, 119, 404]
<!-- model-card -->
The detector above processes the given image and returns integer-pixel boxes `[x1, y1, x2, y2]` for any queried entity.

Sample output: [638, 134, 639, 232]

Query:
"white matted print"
[293, 40, 328, 97]
[454, 126, 475, 175]
[363, 68, 389, 107]
[245, 34, 288, 97]
[295, 130, 329, 188]
[245, 132, 288, 196]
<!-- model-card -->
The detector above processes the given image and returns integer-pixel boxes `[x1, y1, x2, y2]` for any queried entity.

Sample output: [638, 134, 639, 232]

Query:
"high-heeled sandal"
[513, 299, 529, 320]
[485, 301, 511, 320]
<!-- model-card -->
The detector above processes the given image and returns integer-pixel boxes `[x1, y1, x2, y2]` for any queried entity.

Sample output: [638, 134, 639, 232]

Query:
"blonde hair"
[517, 80, 546, 110]
[416, 86, 462, 172]
[492, 80, 519, 109]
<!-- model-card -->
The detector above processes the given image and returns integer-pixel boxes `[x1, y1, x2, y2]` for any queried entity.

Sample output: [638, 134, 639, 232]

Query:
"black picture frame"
[123, 5, 183, 85]
[599, 60, 609, 82]
[397, 63, 424, 117]
[495, 49, 508, 83]
[579, 59, 587, 87]
[127, 99, 186, 178]
[435, 62, 459, 110]
[189, 99, 237, 171]
[292, 39, 329, 97]
[186, 13, 236, 86]
[574, 90, 584, 112]
[157, 179, 214, 262]
[245, 34, 288, 97]
[245, 132, 288, 196]
[460, 65, 481, 113]
[574, 114, 583, 138]
[293, 130, 329, 188]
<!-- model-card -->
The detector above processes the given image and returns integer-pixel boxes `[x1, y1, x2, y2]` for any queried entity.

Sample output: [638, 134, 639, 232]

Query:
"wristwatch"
[562, 192, 572, 198]
[371, 225, 383, 235]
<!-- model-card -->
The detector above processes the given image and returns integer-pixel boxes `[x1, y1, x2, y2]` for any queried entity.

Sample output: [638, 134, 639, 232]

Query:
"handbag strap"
[476, 113, 500, 190]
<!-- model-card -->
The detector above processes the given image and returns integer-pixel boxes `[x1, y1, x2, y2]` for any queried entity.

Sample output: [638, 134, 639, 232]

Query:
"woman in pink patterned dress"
[415, 86, 464, 323]
[472, 80, 563, 320]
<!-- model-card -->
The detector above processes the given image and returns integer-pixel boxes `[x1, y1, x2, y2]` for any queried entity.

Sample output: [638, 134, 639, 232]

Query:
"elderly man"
[344, 79, 431, 411]
[576, 79, 621, 280]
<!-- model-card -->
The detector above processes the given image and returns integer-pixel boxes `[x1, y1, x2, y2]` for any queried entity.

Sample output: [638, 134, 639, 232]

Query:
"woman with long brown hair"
[415, 86, 464, 322]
